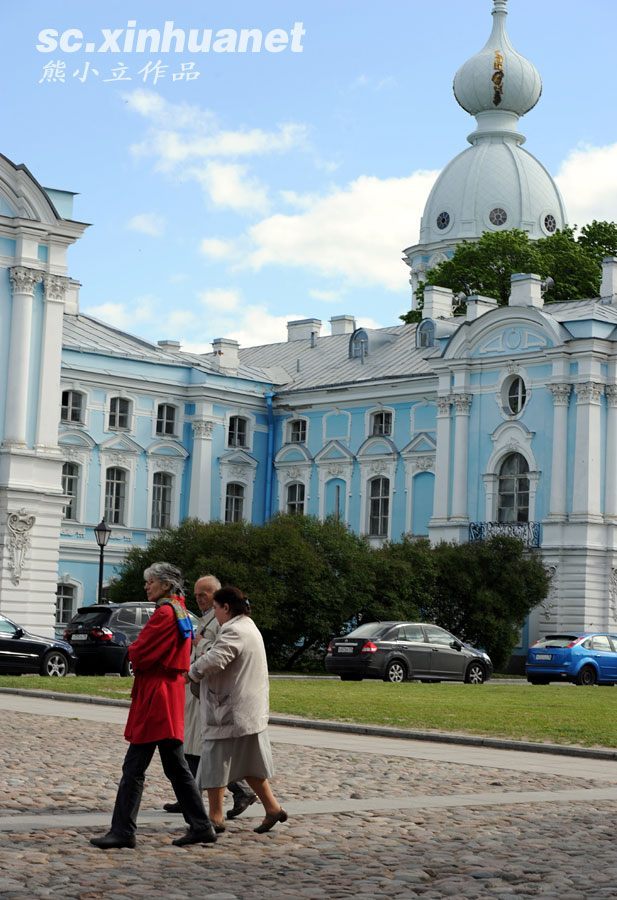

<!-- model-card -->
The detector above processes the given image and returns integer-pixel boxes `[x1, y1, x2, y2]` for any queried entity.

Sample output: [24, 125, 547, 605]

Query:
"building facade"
[2, 0, 617, 660]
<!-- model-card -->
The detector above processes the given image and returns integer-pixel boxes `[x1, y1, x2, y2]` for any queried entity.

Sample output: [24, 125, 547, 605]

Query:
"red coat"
[125, 600, 190, 744]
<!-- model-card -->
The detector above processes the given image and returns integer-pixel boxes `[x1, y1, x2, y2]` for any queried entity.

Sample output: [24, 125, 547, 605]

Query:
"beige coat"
[189, 615, 269, 740]
[183, 608, 219, 755]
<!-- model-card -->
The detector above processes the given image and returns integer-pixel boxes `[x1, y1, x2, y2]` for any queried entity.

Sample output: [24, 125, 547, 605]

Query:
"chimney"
[157, 339, 181, 351]
[212, 337, 239, 371]
[600, 257, 617, 304]
[422, 285, 453, 320]
[286, 318, 322, 341]
[509, 273, 543, 308]
[466, 294, 498, 321]
[330, 315, 356, 335]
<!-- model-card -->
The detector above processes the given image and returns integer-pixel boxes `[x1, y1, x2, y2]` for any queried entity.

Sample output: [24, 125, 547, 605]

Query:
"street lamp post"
[94, 519, 112, 604]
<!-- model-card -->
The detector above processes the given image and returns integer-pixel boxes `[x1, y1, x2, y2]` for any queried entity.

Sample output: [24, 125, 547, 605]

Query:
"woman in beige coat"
[187, 586, 287, 834]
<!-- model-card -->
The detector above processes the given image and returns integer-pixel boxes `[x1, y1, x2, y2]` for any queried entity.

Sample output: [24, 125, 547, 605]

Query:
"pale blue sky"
[2, 1, 616, 348]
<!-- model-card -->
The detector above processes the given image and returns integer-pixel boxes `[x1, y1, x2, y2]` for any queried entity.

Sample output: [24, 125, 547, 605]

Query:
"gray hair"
[144, 562, 184, 594]
[196, 574, 222, 591]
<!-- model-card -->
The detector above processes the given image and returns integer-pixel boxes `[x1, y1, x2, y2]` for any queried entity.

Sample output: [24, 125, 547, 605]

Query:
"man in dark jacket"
[89, 562, 217, 849]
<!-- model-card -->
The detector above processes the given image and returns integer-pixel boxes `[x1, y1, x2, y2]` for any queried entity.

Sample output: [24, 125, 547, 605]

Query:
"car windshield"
[345, 623, 392, 639]
[534, 635, 579, 648]
[69, 610, 109, 627]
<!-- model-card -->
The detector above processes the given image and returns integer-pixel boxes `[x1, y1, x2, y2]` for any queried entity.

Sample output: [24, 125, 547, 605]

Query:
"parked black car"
[0, 613, 76, 676]
[325, 621, 493, 684]
[63, 602, 155, 675]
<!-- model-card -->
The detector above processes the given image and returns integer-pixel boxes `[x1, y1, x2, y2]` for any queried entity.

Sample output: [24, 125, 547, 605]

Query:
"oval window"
[436, 211, 450, 230]
[489, 207, 508, 227]
[544, 214, 557, 234]
[507, 376, 527, 415]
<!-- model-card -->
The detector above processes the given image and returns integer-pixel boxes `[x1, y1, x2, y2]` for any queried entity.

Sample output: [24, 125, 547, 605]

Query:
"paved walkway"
[1, 694, 617, 898]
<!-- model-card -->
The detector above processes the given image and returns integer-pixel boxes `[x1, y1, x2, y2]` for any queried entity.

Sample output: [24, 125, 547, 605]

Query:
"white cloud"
[200, 237, 236, 259]
[309, 288, 344, 303]
[238, 171, 438, 291]
[85, 297, 155, 331]
[127, 212, 165, 237]
[556, 141, 617, 227]
[190, 162, 270, 213]
[199, 289, 240, 312]
[224, 307, 308, 348]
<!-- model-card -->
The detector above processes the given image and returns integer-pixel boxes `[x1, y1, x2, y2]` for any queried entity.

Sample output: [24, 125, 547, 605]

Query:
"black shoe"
[90, 831, 136, 850]
[163, 801, 182, 813]
[172, 827, 217, 847]
[254, 808, 288, 834]
[226, 792, 258, 820]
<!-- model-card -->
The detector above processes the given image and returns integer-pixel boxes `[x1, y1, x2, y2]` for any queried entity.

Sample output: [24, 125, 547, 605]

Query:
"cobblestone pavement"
[2, 701, 617, 898]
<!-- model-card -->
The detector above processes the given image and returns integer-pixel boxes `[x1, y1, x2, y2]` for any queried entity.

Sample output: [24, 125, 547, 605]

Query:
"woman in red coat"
[90, 562, 217, 850]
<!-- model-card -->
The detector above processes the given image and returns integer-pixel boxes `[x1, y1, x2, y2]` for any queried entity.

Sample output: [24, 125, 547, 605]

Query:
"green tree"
[425, 536, 549, 669]
[577, 219, 617, 262]
[363, 536, 435, 624]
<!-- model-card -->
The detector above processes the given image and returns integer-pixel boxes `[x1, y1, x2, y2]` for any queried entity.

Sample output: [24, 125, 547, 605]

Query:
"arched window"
[56, 584, 75, 630]
[349, 328, 369, 360]
[109, 396, 131, 430]
[61, 390, 84, 424]
[62, 462, 80, 521]
[498, 453, 529, 523]
[156, 403, 177, 436]
[416, 320, 435, 349]
[151, 471, 173, 529]
[368, 476, 390, 537]
[286, 482, 305, 515]
[225, 482, 245, 523]
[105, 467, 127, 525]
[228, 415, 248, 448]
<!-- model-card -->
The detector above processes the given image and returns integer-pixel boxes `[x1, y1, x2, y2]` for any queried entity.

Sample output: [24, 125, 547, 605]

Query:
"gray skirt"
[197, 729, 274, 789]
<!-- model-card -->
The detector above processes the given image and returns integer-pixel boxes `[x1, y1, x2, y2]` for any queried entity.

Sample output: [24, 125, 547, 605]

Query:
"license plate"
[535, 653, 552, 660]
[337, 646, 354, 654]
[71, 634, 87, 642]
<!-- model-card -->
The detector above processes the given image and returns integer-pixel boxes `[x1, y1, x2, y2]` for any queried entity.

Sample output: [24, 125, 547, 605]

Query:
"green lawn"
[2, 676, 617, 748]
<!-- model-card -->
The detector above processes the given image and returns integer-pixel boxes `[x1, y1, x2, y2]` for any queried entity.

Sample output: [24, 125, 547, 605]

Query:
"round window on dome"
[489, 208, 508, 227]
[436, 211, 450, 230]
[544, 214, 557, 234]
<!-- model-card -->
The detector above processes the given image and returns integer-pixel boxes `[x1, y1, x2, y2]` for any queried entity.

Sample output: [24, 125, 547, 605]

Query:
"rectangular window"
[105, 467, 127, 525]
[55, 584, 75, 626]
[61, 390, 83, 424]
[286, 482, 305, 515]
[289, 419, 307, 443]
[368, 477, 389, 537]
[225, 483, 245, 523]
[61, 462, 79, 521]
[371, 412, 392, 437]
[228, 416, 247, 448]
[109, 397, 131, 430]
[151, 471, 172, 529]
[156, 404, 176, 436]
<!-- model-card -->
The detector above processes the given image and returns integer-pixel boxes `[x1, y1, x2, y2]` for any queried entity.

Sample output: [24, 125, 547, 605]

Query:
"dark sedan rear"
[325, 621, 493, 684]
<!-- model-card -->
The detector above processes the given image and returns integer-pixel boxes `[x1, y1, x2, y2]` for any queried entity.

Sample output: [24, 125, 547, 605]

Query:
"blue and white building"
[2, 0, 617, 660]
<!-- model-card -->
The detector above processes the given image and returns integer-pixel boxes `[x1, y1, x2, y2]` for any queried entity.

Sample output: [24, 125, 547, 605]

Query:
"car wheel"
[41, 651, 69, 677]
[384, 660, 407, 683]
[465, 662, 486, 684]
[575, 666, 597, 686]
[120, 656, 134, 677]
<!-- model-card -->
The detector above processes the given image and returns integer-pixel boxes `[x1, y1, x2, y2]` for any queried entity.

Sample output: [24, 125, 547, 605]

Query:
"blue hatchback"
[526, 633, 617, 685]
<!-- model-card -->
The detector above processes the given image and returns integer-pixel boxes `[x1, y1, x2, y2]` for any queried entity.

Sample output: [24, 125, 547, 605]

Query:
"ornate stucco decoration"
[609, 568, 617, 622]
[106, 451, 130, 468]
[368, 459, 389, 476]
[192, 419, 215, 439]
[451, 393, 473, 415]
[153, 457, 181, 475]
[606, 385, 617, 408]
[43, 274, 70, 303]
[325, 463, 345, 478]
[9, 266, 42, 296]
[6, 509, 36, 585]
[62, 447, 89, 465]
[436, 396, 451, 417]
[548, 384, 571, 407]
[575, 382, 604, 405]
[412, 455, 435, 473]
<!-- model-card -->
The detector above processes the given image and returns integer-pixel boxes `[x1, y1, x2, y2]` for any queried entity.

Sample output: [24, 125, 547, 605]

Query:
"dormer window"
[417, 320, 435, 349]
[228, 415, 248, 448]
[371, 411, 392, 437]
[289, 419, 307, 444]
[349, 328, 369, 360]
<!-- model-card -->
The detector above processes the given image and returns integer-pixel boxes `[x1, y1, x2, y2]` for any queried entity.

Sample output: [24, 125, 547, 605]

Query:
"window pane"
[151, 471, 172, 529]
[225, 482, 245, 523]
[105, 467, 127, 525]
[156, 404, 176, 436]
[229, 416, 247, 447]
[55, 585, 75, 626]
[62, 462, 79, 521]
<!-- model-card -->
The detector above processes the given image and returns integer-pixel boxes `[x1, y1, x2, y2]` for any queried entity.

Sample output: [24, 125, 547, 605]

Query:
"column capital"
[9, 266, 42, 296]
[548, 383, 571, 407]
[436, 396, 451, 417]
[606, 385, 617, 407]
[192, 419, 215, 439]
[575, 381, 604, 405]
[451, 392, 473, 415]
[43, 273, 70, 304]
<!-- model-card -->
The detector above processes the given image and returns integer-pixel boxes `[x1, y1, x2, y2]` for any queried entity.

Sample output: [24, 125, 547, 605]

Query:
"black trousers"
[184, 753, 254, 799]
[111, 740, 211, 838]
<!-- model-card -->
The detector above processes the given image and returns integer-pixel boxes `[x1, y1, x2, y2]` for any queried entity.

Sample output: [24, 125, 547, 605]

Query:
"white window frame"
[61, 461, 80, 522]
[151, 470, 174, 529]
[108, 395, 133, 431]
[286, 482, 306, 515]
[367, 476, 390, 537]
[483, 422, 539, 523]
[60, 389, 86, 425]
[227, 414, 251, 449]
[369, 409, 394, 438]
[54, 574, 83, 637]
[104, 466, 129, 526]
[224, 482, 245, 523]
[156, 402, 179, 438]
[288, 417, 308, 444]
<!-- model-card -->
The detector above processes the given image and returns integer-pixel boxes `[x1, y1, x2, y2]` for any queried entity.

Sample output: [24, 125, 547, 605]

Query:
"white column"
[4, 267, 42, 446]
[432, 395, 452, 520]
[547, 383, 571, 519]
[451, 393, 472, 520]
[605, 386, 617, 519]
[189, 419, 214, 520]
[35, 275, 69, 450]
[572, 382, 604, 520]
